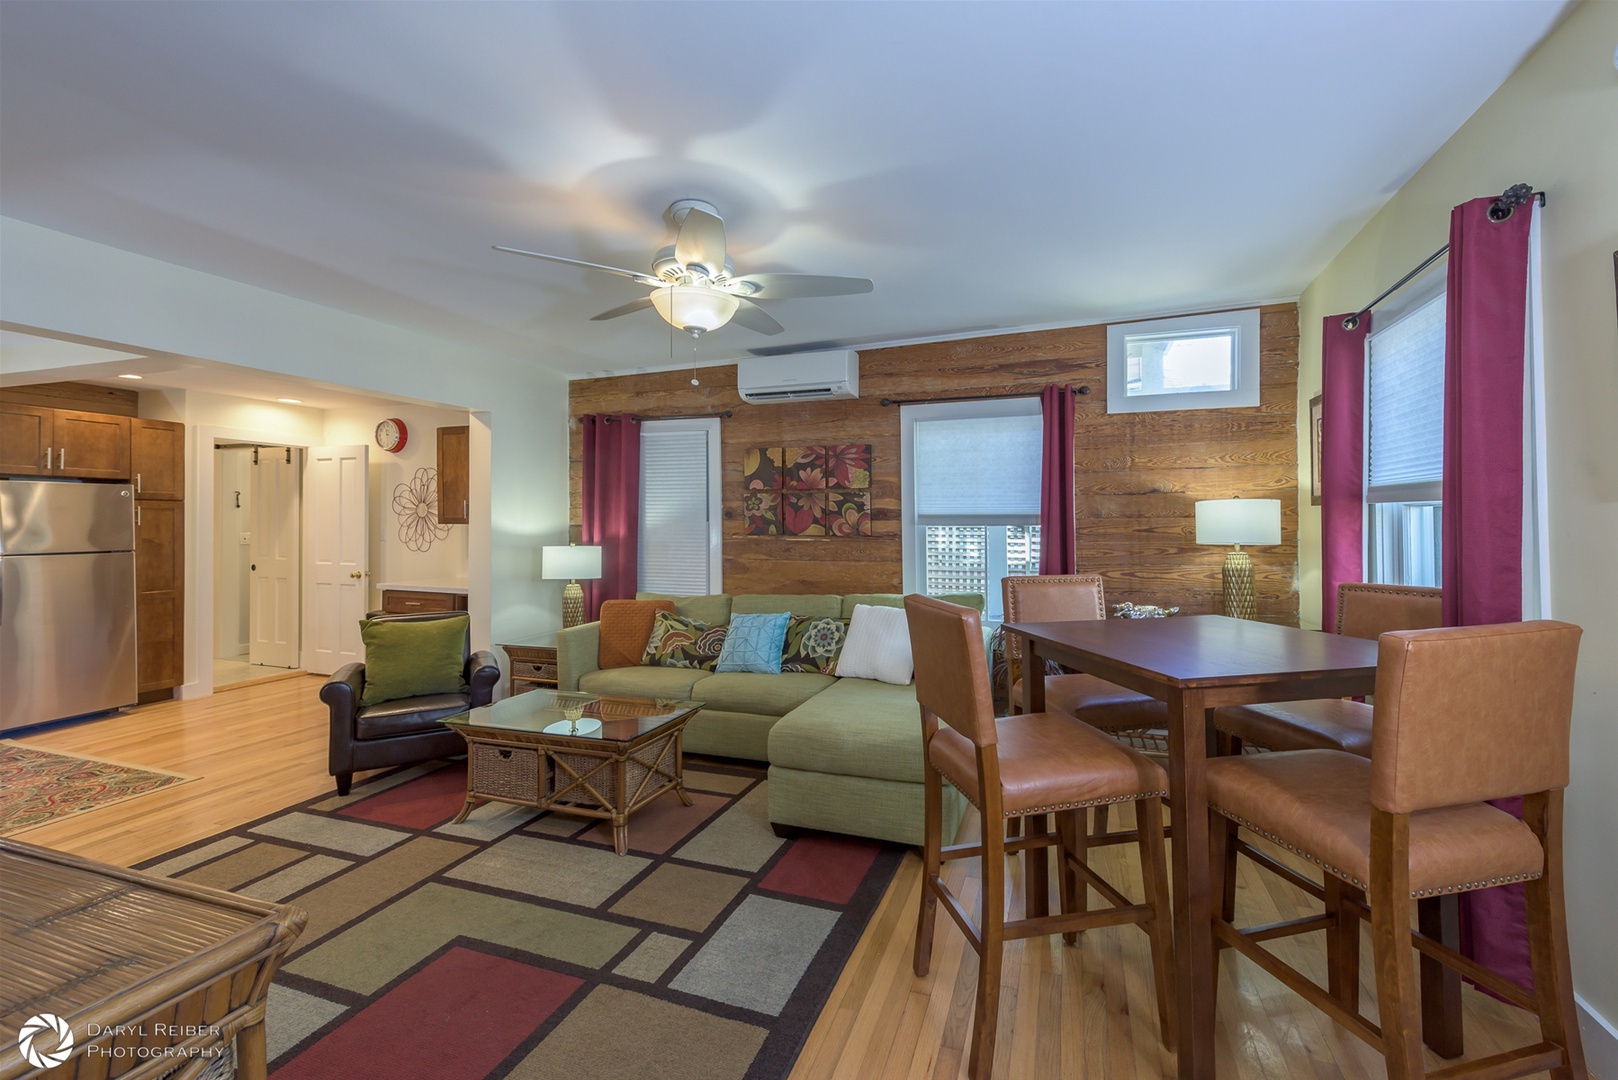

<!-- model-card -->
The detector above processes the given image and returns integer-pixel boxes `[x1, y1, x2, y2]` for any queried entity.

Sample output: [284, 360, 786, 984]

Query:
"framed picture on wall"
[1309, 393, 1324, 507]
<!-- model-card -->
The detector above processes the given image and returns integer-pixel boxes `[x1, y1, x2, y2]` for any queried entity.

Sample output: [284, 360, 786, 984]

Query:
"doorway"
[213, 442, 304, 689]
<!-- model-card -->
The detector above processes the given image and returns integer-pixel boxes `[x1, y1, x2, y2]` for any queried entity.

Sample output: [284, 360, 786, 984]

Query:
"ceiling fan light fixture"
[650, 285, 739, 334]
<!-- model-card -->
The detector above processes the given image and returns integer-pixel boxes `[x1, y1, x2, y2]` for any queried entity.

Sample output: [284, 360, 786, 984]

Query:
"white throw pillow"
[836, 604, 914, 685]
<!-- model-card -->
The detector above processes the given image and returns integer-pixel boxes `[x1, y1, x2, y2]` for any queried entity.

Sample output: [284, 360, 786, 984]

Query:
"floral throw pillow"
[641, 611, 728, 670]
[780, 615, 847, 674]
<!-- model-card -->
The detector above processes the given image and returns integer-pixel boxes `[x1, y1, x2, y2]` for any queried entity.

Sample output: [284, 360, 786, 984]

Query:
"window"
[1365, 291, 1445, 587]
[1106, 309, 1261, 413]
[637, 418, 721, 595]
[901, 398, 1042, 620]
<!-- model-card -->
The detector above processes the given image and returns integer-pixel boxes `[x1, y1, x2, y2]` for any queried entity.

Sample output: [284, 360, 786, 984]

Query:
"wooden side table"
[500, 640, 558, 696]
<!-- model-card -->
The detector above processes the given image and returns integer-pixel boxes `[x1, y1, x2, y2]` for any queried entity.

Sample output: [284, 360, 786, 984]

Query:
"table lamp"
[1195, 498, 1281, 620]
[542, 544, 603, 628]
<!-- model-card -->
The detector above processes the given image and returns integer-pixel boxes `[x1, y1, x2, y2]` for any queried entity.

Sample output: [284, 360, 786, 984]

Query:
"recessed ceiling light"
[117, 373, 143, 380]
[276, 397, 303, 404]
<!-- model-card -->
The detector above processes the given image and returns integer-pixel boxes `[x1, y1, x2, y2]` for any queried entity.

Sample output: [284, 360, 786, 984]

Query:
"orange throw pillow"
[598, 599, 676, 669]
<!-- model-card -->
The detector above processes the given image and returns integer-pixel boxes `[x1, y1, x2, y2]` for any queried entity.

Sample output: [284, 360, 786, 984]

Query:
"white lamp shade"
[650, 286, 739, 333]
[542, 544, 603, 580]
[1195, 499, 1281, 546]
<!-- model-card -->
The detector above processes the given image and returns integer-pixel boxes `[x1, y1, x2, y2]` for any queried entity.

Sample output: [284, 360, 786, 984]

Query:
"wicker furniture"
[499, 638, 559, 696]
[0, 839, 305, 1080]
[442, 689, 701, 855]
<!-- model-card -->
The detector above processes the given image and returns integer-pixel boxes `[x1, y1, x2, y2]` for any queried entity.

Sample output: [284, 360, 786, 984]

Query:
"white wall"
[1, 218, 571, 679]
[324, 404, 471, 611]
[1296, 0, 1618, 1052]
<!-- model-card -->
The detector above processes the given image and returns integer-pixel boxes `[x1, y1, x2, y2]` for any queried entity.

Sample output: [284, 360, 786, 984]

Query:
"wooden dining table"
[1003, 614, 1381, 1080]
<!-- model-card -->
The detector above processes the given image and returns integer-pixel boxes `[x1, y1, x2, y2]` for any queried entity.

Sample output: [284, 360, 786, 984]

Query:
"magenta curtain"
[1038, 384, 1076, 574]
[580, 413, 640, 621]
[1319, 314, 1369, 631]
[1442, 195, 1535, 993]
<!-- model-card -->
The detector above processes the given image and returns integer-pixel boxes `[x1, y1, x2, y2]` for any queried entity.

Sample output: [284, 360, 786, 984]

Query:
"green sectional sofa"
[555, 591, 968, 846]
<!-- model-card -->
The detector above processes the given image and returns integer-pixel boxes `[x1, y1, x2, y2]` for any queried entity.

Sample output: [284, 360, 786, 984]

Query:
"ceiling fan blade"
[589, 296, 656, 322]
[729, 272, 874, 299]
[674, 208, 728, 279]
[493, 245, 660, 285]
[729, 297, 785, 336]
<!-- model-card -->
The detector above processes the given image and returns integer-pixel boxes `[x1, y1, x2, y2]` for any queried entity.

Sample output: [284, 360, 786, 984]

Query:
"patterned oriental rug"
[138, 759, 904, 1080]
[0, 741, 194, 836]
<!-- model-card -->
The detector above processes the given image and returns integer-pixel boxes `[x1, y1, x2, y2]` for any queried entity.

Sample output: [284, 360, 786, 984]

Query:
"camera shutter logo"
[19, 1013, 74, 1069]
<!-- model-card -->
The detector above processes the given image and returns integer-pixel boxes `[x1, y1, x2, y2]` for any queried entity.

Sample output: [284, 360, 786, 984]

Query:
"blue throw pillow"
[714, 612, 791, 674]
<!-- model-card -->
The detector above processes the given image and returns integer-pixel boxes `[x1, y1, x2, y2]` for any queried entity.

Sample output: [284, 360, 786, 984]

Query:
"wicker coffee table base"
[449, 722, 692, 855]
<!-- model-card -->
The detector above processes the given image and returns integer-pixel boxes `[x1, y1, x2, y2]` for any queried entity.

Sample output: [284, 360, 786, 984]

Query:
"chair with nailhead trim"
[1205, 621, 1587, 1080]
[904, 594, 1175, 1080]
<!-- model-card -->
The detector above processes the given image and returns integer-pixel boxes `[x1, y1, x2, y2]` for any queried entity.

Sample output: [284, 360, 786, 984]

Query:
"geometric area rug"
[137, 758, 904, 1080]
[0, 741, 195, 836]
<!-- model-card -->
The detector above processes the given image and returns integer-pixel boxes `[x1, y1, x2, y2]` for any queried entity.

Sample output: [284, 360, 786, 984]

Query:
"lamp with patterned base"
[542, 544, 603, 628]
[1195, 498, 1281, 620]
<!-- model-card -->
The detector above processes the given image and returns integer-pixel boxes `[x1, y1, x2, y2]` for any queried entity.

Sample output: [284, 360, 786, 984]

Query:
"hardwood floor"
[13, 682, 1547, 1079]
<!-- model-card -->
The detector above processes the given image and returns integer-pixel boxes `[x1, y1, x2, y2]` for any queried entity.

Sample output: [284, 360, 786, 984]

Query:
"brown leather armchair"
[321, 611, 501, 795]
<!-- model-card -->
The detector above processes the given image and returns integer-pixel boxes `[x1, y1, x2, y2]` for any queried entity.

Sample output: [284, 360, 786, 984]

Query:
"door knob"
[350, 571, 363, 579]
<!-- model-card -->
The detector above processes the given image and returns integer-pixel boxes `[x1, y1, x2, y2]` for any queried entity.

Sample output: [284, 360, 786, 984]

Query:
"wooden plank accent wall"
[570, 303, 1299, 624]
[0, 381, 140, 416]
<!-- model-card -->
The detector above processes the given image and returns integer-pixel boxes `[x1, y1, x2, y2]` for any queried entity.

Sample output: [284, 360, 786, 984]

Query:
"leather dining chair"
[905, 594, 1175, 1080]
[1213, 582, 1441, 757]
[1001, 574, 1167, 740]
[1209, 582, 1460, 1051]
[1205, 621, 1587, 1080]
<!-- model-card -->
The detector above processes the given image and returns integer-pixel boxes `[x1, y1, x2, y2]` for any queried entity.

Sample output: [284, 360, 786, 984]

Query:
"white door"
[249, 447, 301, 668]
[303, 444, 369, 675]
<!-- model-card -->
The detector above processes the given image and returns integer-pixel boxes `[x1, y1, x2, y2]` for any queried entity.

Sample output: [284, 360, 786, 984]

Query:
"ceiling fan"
[495, 199, 873, 337]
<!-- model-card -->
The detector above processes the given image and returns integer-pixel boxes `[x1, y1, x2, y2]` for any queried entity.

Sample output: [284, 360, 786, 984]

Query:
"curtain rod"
[880, 387, 1090, 408]
[1342, 184, 1544, 331]
[598, 410, 734, 424]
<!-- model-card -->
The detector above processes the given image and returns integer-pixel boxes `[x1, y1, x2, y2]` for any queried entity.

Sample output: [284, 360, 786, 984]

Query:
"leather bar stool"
[1206, 621, 1587, 1080]
[905, 594, 1175, 1080]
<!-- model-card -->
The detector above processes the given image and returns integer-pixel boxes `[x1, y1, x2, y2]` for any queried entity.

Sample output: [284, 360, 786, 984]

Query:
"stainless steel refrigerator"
[0, 479, 138, 732]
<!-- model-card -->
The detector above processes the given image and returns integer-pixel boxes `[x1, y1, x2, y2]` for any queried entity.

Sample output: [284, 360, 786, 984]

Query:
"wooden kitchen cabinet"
[0, 404, 131, 479]
[437, 425, 469, 525]
[0, 404, 53, 475]
[135, 499, 185, 696]
[131, 418, 185, 500]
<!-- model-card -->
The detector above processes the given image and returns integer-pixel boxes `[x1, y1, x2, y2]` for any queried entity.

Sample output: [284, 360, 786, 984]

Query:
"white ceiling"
[0, 1, 1572, 378]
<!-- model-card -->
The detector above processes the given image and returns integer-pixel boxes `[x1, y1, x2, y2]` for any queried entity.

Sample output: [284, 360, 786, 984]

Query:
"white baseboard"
[1580, 993, 1618, 1080]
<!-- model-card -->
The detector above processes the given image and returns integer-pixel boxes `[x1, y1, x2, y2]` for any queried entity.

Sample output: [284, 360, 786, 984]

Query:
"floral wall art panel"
[742, 445, 872, 539]
[782, 491, 827, 536]
[743, 491, 782, 535]
[822, 444, 872, 489]
[826, 491, 872, 536]
[742, 447, 783, 490]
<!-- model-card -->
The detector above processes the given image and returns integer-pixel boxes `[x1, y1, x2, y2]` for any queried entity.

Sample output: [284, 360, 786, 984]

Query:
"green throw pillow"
[359, 616, 469, 706]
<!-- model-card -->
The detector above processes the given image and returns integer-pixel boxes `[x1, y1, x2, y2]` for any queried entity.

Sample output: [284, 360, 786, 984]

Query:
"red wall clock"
[375, 417, 408, 453]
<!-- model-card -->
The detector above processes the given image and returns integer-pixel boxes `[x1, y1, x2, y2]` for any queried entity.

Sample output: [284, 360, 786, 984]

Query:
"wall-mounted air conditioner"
[736, 350, 859, 404]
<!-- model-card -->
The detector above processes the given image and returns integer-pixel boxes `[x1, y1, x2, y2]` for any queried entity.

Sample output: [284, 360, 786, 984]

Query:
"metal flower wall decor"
[393, 467, 452, 552]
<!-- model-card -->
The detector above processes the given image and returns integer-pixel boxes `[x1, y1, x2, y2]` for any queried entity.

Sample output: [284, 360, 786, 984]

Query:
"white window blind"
[912, 413, 1041, 519]
[1367, 294, 1445, 503]
[638, 424, 715, 595]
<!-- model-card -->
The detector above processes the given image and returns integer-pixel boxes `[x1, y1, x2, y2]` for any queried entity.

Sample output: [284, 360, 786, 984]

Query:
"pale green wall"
[1296, 0, 1618, 1033]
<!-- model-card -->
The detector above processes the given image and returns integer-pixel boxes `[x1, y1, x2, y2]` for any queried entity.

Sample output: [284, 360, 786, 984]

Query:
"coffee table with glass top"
[441, 689, 702, 855]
